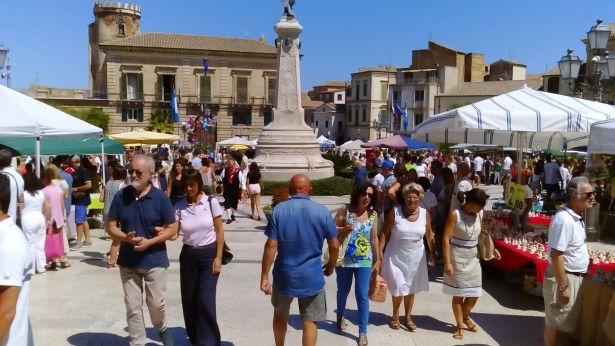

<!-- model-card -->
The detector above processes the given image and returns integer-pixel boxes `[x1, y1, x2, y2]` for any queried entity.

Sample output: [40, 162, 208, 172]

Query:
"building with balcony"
[86, 1, 277, 143]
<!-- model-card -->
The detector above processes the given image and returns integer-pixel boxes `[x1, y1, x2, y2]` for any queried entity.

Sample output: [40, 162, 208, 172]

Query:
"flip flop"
[453, 325, 464, 340]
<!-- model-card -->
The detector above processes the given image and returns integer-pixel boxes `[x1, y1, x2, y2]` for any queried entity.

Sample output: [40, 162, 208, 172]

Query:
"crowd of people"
[0, 144, 608, 346]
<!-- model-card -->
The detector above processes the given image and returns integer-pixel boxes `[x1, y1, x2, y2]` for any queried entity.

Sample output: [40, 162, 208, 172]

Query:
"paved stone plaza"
[30, 186, 547, 346]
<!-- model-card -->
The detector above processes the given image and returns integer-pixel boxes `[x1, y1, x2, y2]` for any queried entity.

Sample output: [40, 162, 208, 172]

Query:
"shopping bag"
[368, 271, 388, 302]
[45, 232, 64, 260]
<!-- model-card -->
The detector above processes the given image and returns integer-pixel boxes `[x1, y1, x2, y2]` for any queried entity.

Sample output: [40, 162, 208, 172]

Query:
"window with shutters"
[156, 74, 175, 101]
[414, 90, 425, 102]
[232, 109, 252, 125]
[236, 77, 249, 104]
[362, 108, 367, 122]
[363, 80, 368, 97]
[126, 73, 140, 100]
[414, 113, 424, 127]
[121, 108, 144, 122]
[267, 78, 277, 105]
[354, 109, 359, 124]
[381, 81, 388, 101]
[325, 120, 329, 128]
[200, 75, 212, 103]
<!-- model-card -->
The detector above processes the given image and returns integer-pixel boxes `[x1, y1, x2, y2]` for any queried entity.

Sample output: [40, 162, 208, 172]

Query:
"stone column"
[253, 14, 333, 181]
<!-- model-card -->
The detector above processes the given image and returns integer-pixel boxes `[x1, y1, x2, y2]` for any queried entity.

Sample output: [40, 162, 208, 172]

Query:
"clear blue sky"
[2, 0, 615, 91]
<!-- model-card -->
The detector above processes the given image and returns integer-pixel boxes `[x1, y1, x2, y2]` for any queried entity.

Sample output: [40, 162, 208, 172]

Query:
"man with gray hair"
[106, 155, 178, 346]
[543, 176, 593, 346]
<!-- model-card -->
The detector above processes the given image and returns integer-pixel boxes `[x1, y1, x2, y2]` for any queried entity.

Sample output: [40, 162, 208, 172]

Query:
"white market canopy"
[317, 135, 336, 145]
[588, 118, 615, 154]
[215, 136, 256, 148]
[340, 139, 365, 150]
[412, 88, 615, 150]
[0, 84, 102, 137]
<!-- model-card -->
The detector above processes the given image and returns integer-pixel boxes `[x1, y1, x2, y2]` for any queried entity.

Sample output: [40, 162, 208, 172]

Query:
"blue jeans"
[180, 243, 221, 346]
[336, 266, 371, 334]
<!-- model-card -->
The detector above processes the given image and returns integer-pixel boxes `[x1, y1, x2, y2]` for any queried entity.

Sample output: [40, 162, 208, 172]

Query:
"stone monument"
[253, 1, 334, 181]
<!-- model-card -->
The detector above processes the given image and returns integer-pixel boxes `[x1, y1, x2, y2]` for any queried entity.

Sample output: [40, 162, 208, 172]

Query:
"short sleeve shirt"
[0, 217, 33, 346]
[265, 194, 338, 297]
[72, 166, 91, 205]
[175, 194, 222, 247]
[108, 185, 176, 268]
[372, 173, 385, 189]
[450, 177, 473, 211]
[547, 206, 590, 272]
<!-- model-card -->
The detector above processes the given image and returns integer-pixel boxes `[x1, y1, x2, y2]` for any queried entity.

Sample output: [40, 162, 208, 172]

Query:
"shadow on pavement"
[67, 332, 128, 345]
[286, 315, 356, 340]
[471, 312, 543, 346]
[482, 268, 544, 312]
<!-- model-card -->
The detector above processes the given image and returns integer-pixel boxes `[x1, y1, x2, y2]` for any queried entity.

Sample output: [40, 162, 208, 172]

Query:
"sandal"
[336, 316, 348, 332]
[60, 261, 71, 268]
[389, 318, 400, 330]
[453, 325, 464, 340]
[405, 318, 417, 331]
[358, 333, 368, 346]
[463, 318, 479, 333]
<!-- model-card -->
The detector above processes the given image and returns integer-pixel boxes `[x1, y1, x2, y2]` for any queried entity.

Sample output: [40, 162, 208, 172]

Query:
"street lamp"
[556, 19, 614, 242]
[0, 45, 10, 87]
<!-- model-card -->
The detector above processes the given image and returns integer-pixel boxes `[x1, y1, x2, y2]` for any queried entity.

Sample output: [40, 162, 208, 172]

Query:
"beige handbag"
[477, 212, 497, 261]
[323, 206, 351, 266]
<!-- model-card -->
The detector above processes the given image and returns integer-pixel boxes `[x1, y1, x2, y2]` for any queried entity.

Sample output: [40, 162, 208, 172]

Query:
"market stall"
[214, 136, 257, 151]
[338, 139, 365, 157]
[361, 135, 436, 150]
[0, 84, 103, 176]
[109, 129, 180, 146]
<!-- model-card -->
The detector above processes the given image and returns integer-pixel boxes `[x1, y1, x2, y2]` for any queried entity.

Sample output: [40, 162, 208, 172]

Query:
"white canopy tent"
[338, 139, 366, 155]
[316, 135, 336, 146]
[0, 84, 103, 176]
[412, 88, 614, 150]
[588, 118, 615, 154]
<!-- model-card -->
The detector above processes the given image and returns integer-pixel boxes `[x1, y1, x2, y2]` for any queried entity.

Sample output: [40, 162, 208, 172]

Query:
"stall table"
[490, 240, 615, 283]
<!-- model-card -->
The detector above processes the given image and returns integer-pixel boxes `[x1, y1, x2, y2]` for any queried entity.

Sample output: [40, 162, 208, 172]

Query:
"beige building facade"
[346, 67, 397, 141]
[87, 1, 278, 142]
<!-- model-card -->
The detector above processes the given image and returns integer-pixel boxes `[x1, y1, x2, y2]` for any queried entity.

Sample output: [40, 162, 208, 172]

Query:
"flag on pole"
[171, 88, 180, 123]
[402, 98, 408, 131]
[203, 58, 209, 76]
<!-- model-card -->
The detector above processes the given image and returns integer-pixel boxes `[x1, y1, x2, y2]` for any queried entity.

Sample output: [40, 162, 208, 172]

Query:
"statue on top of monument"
[281, 0, 295, 18]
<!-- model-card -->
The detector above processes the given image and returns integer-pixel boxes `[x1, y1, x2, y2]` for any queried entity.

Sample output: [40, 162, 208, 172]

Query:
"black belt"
[565, 271, 587, 277]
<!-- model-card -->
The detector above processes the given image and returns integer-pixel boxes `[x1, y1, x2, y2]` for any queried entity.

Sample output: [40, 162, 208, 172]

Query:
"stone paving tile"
[30, 191, 545, 345]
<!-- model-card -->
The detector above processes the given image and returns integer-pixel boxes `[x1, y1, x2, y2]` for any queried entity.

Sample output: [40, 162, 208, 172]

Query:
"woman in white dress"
[380, 183, 436, 331]
[21, 170, 50, 273]
[442, 188, 500, 340]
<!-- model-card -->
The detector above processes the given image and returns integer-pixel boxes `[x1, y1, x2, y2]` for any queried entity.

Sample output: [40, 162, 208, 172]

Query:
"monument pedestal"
[253, 14, 333, 181]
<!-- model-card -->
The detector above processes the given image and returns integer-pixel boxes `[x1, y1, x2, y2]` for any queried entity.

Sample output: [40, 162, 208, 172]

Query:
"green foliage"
[45, 102, 110, 133]
[147, 108, 174, 134]
[270, 187, 290, 209]
[262, 176, 352, 196]
[447, 101, 469, 110]
[323, 153, 355, 179]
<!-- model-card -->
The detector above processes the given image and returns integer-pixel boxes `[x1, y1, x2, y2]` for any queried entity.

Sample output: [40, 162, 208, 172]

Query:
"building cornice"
[100, 45, 276, 60]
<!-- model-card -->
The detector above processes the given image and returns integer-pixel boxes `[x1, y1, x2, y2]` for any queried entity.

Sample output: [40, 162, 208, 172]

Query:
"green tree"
[147, 108, 174, 134]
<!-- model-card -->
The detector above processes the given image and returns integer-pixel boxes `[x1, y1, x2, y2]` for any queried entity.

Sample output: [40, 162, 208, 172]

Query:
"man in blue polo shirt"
[106, 155, 178, 346]
[260, 174, 339, 346]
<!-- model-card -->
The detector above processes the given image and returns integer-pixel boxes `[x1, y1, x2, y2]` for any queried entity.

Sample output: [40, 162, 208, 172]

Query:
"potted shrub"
[263, 187, 290, 222]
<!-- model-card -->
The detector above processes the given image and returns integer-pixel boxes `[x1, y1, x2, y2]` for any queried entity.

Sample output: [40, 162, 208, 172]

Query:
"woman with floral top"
[333, 182, 379, 346]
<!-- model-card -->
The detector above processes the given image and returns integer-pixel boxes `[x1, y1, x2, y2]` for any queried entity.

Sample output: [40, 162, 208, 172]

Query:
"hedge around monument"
[262, 176, 351, 196]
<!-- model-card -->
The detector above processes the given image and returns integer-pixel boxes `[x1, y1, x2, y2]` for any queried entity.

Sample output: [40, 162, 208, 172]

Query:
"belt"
[565, 271, 587, 277]
[450, 237, 478, 248]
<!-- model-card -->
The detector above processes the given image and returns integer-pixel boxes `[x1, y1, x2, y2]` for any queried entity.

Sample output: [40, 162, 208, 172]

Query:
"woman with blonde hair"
[41, 166, 68, 268]
[380, 182, 435, 331]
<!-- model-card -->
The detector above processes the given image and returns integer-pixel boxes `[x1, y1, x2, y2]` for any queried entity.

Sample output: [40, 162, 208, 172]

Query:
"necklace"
[403, 207, 420, 218]
[460, 210, 480, 239]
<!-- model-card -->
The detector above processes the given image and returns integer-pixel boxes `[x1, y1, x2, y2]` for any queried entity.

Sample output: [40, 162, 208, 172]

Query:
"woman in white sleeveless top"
[442, 188, 500, 340]
[21, 171, 50, 273]
[380, 183, 436, 331]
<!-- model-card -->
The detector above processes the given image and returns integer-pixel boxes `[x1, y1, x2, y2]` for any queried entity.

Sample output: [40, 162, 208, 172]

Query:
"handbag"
[1, 172, 22, 228]
[44, 224, 65, 260]
[207, 195, 233, 265]
[476, 212, 497, 260]
[323, 206, 350, 266]
[368, 270, 388, 302]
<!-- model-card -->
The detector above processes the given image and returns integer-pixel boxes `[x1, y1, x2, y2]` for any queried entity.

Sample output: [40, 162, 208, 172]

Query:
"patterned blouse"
[342, 211, 376, 268]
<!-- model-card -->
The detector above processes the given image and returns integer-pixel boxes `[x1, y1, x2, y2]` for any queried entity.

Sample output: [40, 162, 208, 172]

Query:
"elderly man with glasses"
[543, 176, 594, 346]
[106, 155, 178, 346]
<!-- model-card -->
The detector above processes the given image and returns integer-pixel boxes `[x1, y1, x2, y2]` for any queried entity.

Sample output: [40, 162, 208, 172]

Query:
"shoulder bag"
[477, 211, 497, 261]
[207, 195, 233, 265]
[1, 172, 22, 228]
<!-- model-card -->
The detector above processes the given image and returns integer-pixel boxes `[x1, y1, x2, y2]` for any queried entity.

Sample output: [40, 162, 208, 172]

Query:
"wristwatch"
[557, 283, 568, 291]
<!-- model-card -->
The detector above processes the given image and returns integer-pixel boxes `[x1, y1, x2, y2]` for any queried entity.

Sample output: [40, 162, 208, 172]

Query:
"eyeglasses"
[362, 192, 373, 198]
[581, 191, 595, 199]
[128, 169, 147, 177]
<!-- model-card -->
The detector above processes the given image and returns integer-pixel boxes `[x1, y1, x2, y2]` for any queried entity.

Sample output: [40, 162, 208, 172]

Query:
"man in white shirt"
[0, 174, 34, 346]
[450, 162, 474, 211]
[191, 149, 203, 170]
[0, 150, 24, 222]
[543, 177, 593, 346]
[502, 155, 513, 178]
[473, 154, 484, 186]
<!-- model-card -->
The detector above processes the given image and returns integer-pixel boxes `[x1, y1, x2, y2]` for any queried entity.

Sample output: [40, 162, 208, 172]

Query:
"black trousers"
[180, 243, 221, 346]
